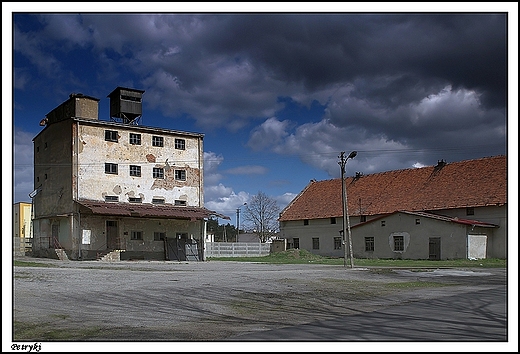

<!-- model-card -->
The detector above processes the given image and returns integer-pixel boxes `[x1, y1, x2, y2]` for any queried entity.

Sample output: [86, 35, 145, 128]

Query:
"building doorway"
[106, 220, 119, 250]
[429, 237, 441, 260]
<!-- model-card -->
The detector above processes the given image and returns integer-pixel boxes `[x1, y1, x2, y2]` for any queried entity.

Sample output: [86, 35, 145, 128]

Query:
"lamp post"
[339, 151, 357, 268]
[236, 203, 247, 242]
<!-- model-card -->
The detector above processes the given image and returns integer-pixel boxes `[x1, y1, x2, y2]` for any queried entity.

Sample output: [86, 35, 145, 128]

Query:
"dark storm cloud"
[12, 12, 509, 199]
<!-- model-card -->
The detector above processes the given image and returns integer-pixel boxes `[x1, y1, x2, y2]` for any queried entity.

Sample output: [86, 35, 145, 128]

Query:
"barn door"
[429, 237, 441, 260]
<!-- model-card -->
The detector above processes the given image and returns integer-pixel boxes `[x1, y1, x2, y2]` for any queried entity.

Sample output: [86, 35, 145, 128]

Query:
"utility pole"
[338, 151, 357, 268]
[236, 208, 240, 242]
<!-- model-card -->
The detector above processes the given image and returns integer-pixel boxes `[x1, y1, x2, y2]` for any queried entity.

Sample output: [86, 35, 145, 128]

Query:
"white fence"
[205, 242, 270, 258]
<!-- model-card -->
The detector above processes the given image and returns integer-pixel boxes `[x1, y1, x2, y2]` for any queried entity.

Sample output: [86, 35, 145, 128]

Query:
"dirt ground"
[10, 256, 507, 345]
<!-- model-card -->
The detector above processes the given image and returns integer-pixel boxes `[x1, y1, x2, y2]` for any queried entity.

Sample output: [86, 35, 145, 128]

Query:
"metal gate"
[165, 238, 200, 261]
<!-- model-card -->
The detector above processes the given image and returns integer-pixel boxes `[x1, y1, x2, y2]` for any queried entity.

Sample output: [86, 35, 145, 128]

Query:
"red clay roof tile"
[279, 155, 507, 221]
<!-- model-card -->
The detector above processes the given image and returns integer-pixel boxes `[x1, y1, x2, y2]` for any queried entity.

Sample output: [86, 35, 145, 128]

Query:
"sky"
[5, 4, 518, 231]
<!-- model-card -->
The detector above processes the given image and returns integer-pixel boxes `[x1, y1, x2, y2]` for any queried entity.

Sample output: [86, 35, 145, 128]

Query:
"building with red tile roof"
[278, 156, 507, 260]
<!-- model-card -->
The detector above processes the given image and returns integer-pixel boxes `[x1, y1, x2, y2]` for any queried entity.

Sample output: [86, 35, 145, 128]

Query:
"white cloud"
[247, 117, 290, 151]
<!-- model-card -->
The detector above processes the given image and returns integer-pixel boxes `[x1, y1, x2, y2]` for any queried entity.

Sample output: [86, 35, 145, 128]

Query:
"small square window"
[130, 165, 141, 177]
[152, 198, 165, 204]
[360, 215, 367, 222]
[105, 163, 118, 174]
[312, 237, 319, 250]
[175, 170, 186, 181]
[129, 133, 141, 145]
[152, 136, 164, 147]
[365, 237, 374, 252]
[381, 220, 386, 227]
[415, 218, 421, 225]
[105, 130, 118, 142]
[105, 196, 119, 202]
[175, 200, 187, 206]
[330, 217, 336, 224]
[129, 197, 142, 203]
[131, 231, 143, 240]
[175, 138, 186, 150]
[466, 207, 475, 216]
[153, 167, 164, 179]
[303, 219, 309, 226]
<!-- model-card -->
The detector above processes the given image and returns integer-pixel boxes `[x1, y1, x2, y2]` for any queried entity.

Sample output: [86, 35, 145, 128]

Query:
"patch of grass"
[209, 251, 506, 268]
[14, 260, 57, 268]
[14, 321, 105, 341]
[385, 281, 450, 289]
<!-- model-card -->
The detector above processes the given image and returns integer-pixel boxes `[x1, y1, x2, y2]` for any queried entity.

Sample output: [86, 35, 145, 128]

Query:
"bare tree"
[243, 191, 280, 243]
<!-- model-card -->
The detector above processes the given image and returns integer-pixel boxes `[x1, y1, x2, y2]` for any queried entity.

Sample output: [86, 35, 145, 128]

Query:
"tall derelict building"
[31, 87, 227, 261]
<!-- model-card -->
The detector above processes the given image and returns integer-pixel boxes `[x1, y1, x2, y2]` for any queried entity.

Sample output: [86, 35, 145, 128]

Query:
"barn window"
[175, 138, 186, 150]
[334, 237, 342, 250]
[365, 237, 374, 251]
[312, 237, 319, 249]
[330, 217, 336, 224]
[130, 165, 141, 177]
[466, 207, 475, 216]
[152, 136, 164, 147]
[303, 219, 309, 226]
[154, 232, 166, 241]
[153, 167, 164, 179]
[175, 170, 186, 181]
[129, 133, 141, 145]
[131, 231, 143, 240]
[393, 236, 404, 251]
[105, 163, 118, 174]
[105, 130, 118, 142]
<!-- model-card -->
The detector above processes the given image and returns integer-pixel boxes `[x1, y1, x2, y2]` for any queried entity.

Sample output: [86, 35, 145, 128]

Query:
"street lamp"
[338, 151, 357, 268]
[236, 203, 247, 242]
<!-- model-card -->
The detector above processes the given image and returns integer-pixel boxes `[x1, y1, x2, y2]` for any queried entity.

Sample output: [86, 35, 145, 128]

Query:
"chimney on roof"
[355, 172, 363, 179]
[436, 159, 447, 168]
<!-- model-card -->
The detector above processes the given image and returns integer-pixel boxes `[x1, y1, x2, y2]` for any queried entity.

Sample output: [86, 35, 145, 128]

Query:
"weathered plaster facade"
[31, 89, 222, 261]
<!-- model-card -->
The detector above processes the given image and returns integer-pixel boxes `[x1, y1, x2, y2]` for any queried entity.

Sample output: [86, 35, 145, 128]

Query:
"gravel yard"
[10, 257, 507, 346]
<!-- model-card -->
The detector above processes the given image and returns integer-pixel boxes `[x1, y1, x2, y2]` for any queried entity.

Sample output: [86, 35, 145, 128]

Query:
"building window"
[36, 146, 39, 152]
[45, 174, 48, 179]
[175, 138, 186, 150]
[293, 238, 299, 249]
[381, 220, 386, 227]
[105, 163, 118, 174]
[394, 236, 404, 251]
[36, 177, 39, 182]
[334, 237, 342, 250]
[154, 232, 166, 241]
[105, 130, 118, 142]
[360, 215, 367, 222]
[303, 219, 309, 226]
[129, 197, 142, 203]
[330, 217, 336, 224]
[152, 136, 164, 147]
[175, 170, 186, 181]
[131, 231, 143, 240]
[312, 237, 320, 250]
[153, 167, 164, 179]
[415, 218, 421, 225]
[129, 133, 141, 145]
[105, 196, 119, 202]
[365, 237, 374, 251]
[175, 200, 187, 206]
[152, 198, 165, 204]
[130, 165, 141, 177]
[466, 207, 475, 216]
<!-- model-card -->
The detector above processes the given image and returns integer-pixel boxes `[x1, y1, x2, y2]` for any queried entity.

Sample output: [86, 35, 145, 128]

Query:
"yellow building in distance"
[13, 202, 32, 256]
